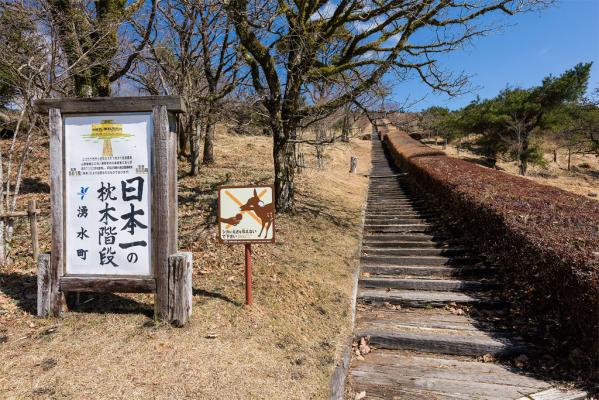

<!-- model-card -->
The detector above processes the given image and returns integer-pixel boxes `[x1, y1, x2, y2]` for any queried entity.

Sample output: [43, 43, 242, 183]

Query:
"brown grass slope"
[379, 124, 599, 374]
[0, 128, 370, 399]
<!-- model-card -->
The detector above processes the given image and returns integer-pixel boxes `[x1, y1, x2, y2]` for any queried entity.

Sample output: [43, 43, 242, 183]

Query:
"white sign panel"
[218, 186, 275, 243]
[64, 113, 152, 276]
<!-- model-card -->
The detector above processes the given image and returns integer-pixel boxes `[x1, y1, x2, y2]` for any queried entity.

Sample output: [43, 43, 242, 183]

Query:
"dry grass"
[0, 127, 371, 399]
[428, 139, 599, 200]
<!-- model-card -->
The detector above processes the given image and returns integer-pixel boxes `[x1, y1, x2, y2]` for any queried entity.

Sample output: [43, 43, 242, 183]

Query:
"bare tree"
[226, 0, 548, 211]
[0, 5, 51, 263]
[44, 0, 157, 97]
[132, 0, 241, 174]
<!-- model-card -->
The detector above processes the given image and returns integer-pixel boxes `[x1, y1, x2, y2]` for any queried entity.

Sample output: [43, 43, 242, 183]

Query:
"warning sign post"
[217, 185, 275, 305]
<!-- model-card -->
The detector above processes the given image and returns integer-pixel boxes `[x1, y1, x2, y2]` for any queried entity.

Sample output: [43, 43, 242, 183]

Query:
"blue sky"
[394, 0, 599, 111]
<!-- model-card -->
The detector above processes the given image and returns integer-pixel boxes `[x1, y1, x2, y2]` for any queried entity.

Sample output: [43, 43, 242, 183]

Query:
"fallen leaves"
[354, 390, 366, 400]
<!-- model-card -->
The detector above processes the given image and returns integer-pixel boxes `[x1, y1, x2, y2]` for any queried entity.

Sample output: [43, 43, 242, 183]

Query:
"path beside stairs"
[347, 132, 587, 400]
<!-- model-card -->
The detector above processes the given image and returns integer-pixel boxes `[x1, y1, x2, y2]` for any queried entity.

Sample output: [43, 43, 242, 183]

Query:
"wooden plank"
[152, 105, 173, 321]
[354, 351, 551, 388]
[28, 200, 39, 260]
[359, 277, 494, 292]
[49, 107, 64, 316]
[357, 308, 499, 333]
[360, 255, 478, 266]
[358, 288, 499, 308]
[363, 233, 447, 242]
[350, 351, 553, 399]
[329, 335, 353, 400]
[167, 252, 192, 327]
[33, 96, 186, 114]
[167, 113, 178, 255]
[361, 264, 463, 277]
[356, 328, 524, 357]
[519, 388, 588, 400]
[60, 277, 156, 293]
[362, 247, 465, 256]
[37, 254, 51, 317]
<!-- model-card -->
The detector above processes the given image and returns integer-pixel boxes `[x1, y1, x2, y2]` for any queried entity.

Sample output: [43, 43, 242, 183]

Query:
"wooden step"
[359, 277, 495, 292]
[362, 247, 465, 256]
[364, 224, 432, 233]
[361, 255, 479, 266]
[358, 288, 500, 307]
[361, 264, 492, 278]
[349, 350, 566, 400]
[366, 206, 431, 213]
[356, 324, 524, 357]
[364, 233, 447, 242]
[366, 213, 435, 218]
[364, 219, 433, 227]
[367, 199, 425, 205]
[362, 241, 450, 249]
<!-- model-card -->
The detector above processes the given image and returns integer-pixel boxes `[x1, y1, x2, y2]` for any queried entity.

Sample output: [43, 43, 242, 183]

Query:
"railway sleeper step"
[359, 277, 497, 292]
[363, 233, 448, 242]
[364, 225, 433, 233]
[364, 219, 436, 226]
[361, 255, 481, 266]
[358, 288, 502, 308]
[362, 241, 454, 249]
[355, 328, 527, 358]
[361, 264, 492, 278]
[362, 247, 466, 257]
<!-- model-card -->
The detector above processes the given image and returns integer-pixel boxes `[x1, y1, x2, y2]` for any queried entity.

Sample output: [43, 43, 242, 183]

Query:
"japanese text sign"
[218, 185, 275, 244]
[64, 113, 152, 275]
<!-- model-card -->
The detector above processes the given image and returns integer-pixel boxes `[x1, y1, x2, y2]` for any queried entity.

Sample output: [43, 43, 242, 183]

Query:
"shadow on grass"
[0, 271, 153, 317]
[0, 271, 37, 314]
[66, 292, 153, 317]
[20, 177, 50, 194]
[193, 288, 241, 307]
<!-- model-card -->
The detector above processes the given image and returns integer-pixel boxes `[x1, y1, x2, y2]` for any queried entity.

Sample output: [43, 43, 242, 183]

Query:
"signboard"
[218, 185, 275, 243]
[64, 113, 152, 276]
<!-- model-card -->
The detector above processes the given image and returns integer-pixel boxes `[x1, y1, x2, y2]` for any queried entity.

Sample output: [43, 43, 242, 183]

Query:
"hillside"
[0, 127, 370, 399]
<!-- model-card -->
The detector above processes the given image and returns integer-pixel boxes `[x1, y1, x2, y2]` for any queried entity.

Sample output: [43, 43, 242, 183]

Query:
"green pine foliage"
[432, 63, 594, 175]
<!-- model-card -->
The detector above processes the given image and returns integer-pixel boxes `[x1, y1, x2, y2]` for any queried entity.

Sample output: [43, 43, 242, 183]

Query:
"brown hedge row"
[378, 125, 599, 365]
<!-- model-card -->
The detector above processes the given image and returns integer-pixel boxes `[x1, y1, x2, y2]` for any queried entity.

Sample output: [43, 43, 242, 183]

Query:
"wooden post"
[244, 244, 252, 306]
[167, 252, 192, 327]
[153, 105, 177, 321]
[48, 108, 64, 316]
[37, 253, 51, 317]
[349, 156, 358, 173]
[28, 199, 39, 261]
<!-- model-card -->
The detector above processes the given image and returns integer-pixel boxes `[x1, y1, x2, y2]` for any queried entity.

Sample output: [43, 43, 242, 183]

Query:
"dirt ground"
[426, 139, 599, 200]
[0, 127, 371, 399]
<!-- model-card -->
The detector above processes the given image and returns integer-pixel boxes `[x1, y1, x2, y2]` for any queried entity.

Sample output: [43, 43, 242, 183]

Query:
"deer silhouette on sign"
[240, 189, 274, 238]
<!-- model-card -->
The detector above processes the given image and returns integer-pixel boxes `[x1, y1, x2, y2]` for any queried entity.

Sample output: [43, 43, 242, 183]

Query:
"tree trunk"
[190, 118, 202, 176]
[341, 104, 351, 142]
[518, 133, 529, 176]
[567, 148, 571, 171]
[203, 116, 216, 164]
[273, 125, 295, 212]
[0, 220, 5, 265]
[553, 149, 557, 163]
[179, 126, 190, 158]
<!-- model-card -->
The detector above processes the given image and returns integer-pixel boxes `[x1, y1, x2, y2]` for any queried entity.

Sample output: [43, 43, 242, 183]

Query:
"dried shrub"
[379, 125, 599, 370]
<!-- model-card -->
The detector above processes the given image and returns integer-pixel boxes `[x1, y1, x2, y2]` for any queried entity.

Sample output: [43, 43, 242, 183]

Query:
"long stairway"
[347, 133, 586, 399]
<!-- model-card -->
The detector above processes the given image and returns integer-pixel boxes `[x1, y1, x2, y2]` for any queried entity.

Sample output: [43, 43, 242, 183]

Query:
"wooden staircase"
[347, 133, 587, 400]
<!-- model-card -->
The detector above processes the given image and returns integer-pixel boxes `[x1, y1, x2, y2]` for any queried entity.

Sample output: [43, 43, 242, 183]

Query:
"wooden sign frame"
[217, 184, 276, 245]
[34, 96, 190, 323]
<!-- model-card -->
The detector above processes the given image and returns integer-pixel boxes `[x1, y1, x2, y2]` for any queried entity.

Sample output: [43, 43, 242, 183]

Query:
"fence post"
[168, 252, 193, 327]
[349, 156, 358, 173]
[28, 199, 39, 261]
[37, 253, 51, 317]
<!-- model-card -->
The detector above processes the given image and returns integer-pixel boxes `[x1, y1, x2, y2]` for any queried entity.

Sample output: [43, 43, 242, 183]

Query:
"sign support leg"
[244, 243, 252, 306]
